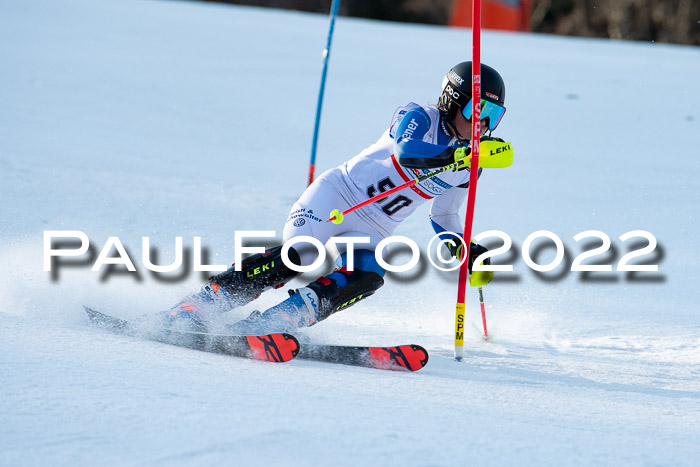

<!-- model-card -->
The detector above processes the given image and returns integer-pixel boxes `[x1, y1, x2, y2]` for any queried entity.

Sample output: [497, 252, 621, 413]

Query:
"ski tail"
[246, 334, 300, 362]
[298, 343, 429, 371]
[367, 344, 429, 371]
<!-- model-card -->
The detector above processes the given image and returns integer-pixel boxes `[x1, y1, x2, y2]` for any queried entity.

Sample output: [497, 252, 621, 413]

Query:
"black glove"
[445, 239, 490, 274]
[452, 146, 471, 171]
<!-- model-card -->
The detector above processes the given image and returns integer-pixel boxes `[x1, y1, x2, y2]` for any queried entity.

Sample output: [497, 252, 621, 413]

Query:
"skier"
[169, 61, 511, 334]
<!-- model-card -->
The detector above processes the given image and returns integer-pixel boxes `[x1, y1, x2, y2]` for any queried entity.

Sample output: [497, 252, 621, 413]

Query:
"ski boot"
[229, 287, 320, 335]
[165, 245, 301, 331]
[229, 267, 385, 335]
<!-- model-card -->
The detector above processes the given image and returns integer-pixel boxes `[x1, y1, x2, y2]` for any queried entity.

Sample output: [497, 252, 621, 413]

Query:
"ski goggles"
[461, 98, 506, 131]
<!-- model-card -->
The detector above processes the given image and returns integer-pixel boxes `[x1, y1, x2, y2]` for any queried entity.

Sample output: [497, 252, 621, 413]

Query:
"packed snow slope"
[1, 0, 699, 465]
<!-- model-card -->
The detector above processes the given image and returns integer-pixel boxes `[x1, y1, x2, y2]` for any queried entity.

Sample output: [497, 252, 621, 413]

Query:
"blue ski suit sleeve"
[393, 108, 456, 169]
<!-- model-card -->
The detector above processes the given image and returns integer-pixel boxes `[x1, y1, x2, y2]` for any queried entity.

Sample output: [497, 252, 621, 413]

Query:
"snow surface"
[1, 0, 700, 465]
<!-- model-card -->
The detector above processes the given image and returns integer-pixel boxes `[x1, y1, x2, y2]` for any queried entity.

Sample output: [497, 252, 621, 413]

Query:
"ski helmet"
[438, 62, 506, 132]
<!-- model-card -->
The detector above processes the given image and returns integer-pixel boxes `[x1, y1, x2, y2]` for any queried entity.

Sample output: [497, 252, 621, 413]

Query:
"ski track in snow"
[1, 0, 699, 465]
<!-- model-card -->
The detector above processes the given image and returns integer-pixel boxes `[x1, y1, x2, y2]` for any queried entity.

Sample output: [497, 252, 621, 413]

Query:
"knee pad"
[207, 245, 301, 307]
[306, 267, 385, 322]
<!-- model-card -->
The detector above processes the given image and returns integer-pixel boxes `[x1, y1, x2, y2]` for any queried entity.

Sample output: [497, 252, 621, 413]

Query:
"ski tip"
[84, 306, 106, 321]
[83, 306, 133, 333]
[83, 306, 103, 322]
[246, 333, 300, 363]
[368, 344, 429, 372]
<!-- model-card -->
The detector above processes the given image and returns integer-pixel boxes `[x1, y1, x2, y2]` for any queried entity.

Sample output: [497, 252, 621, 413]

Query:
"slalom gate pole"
[478, 286, 489, 338]
[454, 0, 482, 361]
[308, 0, 341, 187]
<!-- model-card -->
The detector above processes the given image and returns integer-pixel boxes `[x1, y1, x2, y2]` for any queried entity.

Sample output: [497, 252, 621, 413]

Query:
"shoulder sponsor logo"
[401, 118, 420, 140]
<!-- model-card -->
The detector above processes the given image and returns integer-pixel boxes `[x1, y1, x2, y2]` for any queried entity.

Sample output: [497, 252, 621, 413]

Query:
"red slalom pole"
[454, 0, 482, 361]
[478, 286, 488, 338]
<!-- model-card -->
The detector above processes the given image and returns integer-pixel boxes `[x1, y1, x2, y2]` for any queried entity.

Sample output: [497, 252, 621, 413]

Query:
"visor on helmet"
[461, 98, 506, 131]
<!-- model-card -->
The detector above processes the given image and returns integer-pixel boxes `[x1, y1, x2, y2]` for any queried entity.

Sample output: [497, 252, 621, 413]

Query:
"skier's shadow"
[382, 244, 428, 283]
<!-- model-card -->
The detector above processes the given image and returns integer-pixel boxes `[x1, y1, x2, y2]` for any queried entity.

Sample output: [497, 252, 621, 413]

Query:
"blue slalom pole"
[308, 0, 341, 186]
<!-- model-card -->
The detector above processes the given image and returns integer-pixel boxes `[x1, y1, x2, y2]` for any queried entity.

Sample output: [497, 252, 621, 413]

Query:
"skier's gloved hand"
[452, 146, 471, 171]
[444, 239, 491, 274]
[466, 242, 494, 287]
[467, 241, 490, 274]
[444, 238, 463, 260]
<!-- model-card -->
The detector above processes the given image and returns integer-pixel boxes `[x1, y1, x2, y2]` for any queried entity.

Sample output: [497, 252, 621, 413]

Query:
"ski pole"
[308, 0, 341, 187]
[328, 159, 463, 223]
[328, 144, 512, 223]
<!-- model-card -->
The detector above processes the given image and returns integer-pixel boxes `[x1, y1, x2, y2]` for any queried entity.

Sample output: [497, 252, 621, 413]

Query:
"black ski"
[84, 307, 299, 363]
[297, 343, 429, 371]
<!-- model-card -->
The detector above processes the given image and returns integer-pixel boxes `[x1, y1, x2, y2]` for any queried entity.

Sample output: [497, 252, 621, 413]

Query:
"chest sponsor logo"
[420, 178, 444, 195]
[286, 208, 322, 225]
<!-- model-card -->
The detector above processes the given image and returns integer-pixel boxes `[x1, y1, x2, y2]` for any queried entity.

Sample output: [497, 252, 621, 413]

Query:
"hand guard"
[478, 137, 513, 168]
[445, 239, 494, 286]
[452, 137, 513, 171]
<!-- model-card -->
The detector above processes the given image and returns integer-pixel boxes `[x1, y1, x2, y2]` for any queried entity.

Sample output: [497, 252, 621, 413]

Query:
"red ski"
[298, 343, 429, 371]
[84, 307, 299, 363]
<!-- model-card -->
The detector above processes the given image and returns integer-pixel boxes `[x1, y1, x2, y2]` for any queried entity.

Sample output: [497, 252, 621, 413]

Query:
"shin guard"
[306, 267, 385, 323]
[187, 245, 301, 312]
